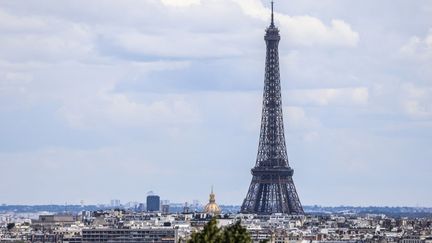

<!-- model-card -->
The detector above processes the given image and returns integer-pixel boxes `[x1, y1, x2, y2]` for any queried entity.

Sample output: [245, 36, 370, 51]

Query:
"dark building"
[137, 203, 145, 212]
[81, 228, 176, 243]
[241, 2, 304, 215]
[146, 195, 160, 212]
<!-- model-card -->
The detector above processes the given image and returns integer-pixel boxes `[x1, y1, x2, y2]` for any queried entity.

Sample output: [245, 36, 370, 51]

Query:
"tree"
[189, 218, 221, 243]
[7, 223, 15, 230]
[222, 221, 252, 243]
[188, 218, 252, 243]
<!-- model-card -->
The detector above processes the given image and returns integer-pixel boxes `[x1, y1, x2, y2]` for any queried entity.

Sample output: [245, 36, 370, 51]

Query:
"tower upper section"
[255, 1, 289, 169]
[265, 1, 280, 42]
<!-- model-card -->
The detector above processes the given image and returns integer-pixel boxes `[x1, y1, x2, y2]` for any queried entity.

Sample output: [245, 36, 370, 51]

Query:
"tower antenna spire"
[271, 1, 274, 26]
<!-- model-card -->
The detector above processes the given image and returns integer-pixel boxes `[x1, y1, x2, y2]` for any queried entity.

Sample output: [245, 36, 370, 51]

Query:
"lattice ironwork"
[241, 2, 304, 215]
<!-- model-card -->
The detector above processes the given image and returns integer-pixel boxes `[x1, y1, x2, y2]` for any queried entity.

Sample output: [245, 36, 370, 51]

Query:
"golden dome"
[204, 187, 221, 215]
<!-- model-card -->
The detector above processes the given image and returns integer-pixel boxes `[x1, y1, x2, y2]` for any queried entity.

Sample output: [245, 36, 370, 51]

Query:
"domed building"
[203, 187, 221, 215]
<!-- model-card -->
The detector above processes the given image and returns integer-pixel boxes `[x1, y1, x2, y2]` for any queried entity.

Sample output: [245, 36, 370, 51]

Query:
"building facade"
[146, 195, 160, 212]
[81, 228, 176, 243]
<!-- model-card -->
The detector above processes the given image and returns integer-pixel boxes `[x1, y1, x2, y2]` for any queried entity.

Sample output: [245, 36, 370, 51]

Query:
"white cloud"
[58, 92, 200, 129]
[284, 106, 320, 129]
[283, 17, 359, 47]
[0, 71, 32, 96]
[286, 87, 369, 106]
[400, 29, 432, 60]
[0, 22, 94, 62]
[284, 106, 321, 142]
[161, 0, 200, 7]
[403, 100, 431, 118]
[0, 57, 196, 129]
[0, 9, 46, 31]
[0, 0, 359, 64]
[401, 83, 432, 119]
[110, 31, 245, 58]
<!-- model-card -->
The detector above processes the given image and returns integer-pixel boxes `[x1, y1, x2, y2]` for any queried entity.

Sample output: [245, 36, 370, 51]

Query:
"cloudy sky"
[0, 0, 431, 206]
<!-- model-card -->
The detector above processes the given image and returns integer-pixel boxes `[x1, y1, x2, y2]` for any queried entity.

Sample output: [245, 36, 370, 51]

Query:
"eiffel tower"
[241, 2, 304, 215]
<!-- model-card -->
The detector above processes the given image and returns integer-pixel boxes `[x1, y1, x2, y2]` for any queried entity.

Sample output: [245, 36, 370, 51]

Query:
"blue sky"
[0, 0, 431, 206]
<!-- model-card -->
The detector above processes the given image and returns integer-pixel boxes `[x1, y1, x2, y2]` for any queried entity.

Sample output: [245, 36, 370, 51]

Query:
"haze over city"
[0, 0, 431, 207]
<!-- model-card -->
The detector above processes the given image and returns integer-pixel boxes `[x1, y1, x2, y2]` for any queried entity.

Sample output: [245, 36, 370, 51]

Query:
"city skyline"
[0, 0, 431, 206]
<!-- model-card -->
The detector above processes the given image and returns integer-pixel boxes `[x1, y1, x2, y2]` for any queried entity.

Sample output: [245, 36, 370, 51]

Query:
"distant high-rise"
[241, 2, 304, 215]
[110, 199, 121, 208]
[146, 195, 160, 212]
[137, 203, 145, 212]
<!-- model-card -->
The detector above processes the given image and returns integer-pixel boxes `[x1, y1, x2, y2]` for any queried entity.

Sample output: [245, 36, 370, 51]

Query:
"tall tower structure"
[241, 2, 304, 215]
